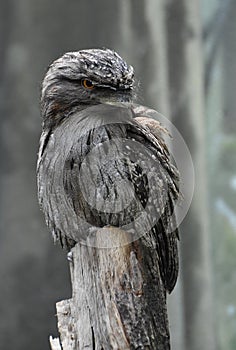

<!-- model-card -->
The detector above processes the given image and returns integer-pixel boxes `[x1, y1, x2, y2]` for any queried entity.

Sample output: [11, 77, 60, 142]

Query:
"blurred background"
[0, 0, 235, 349]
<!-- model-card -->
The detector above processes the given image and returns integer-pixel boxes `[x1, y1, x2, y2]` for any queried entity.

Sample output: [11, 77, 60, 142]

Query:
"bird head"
[41, 48, 135, 128]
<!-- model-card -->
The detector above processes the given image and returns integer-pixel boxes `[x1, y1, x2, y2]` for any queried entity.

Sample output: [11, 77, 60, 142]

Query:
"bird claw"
[67, 251, 73, 263]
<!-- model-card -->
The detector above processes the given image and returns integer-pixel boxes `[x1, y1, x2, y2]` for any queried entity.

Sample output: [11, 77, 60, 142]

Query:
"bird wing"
[131, 105, 180, 292]
[61, 104, 180, 292]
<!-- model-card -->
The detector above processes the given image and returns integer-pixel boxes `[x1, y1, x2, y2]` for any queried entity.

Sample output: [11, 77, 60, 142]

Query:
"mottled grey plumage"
[37, 48, 179, 292]
[41, 49, 134, 129]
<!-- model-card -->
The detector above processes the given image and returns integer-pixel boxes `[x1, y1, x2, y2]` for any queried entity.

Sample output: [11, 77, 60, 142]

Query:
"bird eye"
[82, 79, 94, 90]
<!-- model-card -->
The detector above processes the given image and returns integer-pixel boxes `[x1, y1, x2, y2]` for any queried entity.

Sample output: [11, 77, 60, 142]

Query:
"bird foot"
[67, 251, 73, 263]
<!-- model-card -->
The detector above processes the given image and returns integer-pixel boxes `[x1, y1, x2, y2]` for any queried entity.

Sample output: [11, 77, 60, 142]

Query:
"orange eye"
[82, 79, 94, 89]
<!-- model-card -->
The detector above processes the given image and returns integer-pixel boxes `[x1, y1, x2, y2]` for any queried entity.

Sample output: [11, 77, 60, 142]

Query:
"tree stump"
[50, 227, 170, 350]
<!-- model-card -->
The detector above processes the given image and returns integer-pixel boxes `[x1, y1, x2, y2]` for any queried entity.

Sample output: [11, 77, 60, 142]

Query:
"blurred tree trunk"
[0, 1, 74, 350]
[120, 0, 169, 114]
[222, 0, 236, 134]
[166, 1, 216, 350]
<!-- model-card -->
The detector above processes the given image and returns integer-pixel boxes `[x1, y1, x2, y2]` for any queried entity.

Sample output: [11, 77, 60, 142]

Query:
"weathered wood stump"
[50, 227, 170, 350]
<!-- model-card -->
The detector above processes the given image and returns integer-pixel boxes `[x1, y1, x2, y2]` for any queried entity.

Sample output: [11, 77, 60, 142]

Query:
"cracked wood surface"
[50, 227, 170, 350]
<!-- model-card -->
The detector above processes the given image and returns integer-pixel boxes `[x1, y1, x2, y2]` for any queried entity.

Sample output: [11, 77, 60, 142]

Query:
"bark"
[51, 227, 171, 350]
[166, 1, 216, 350]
